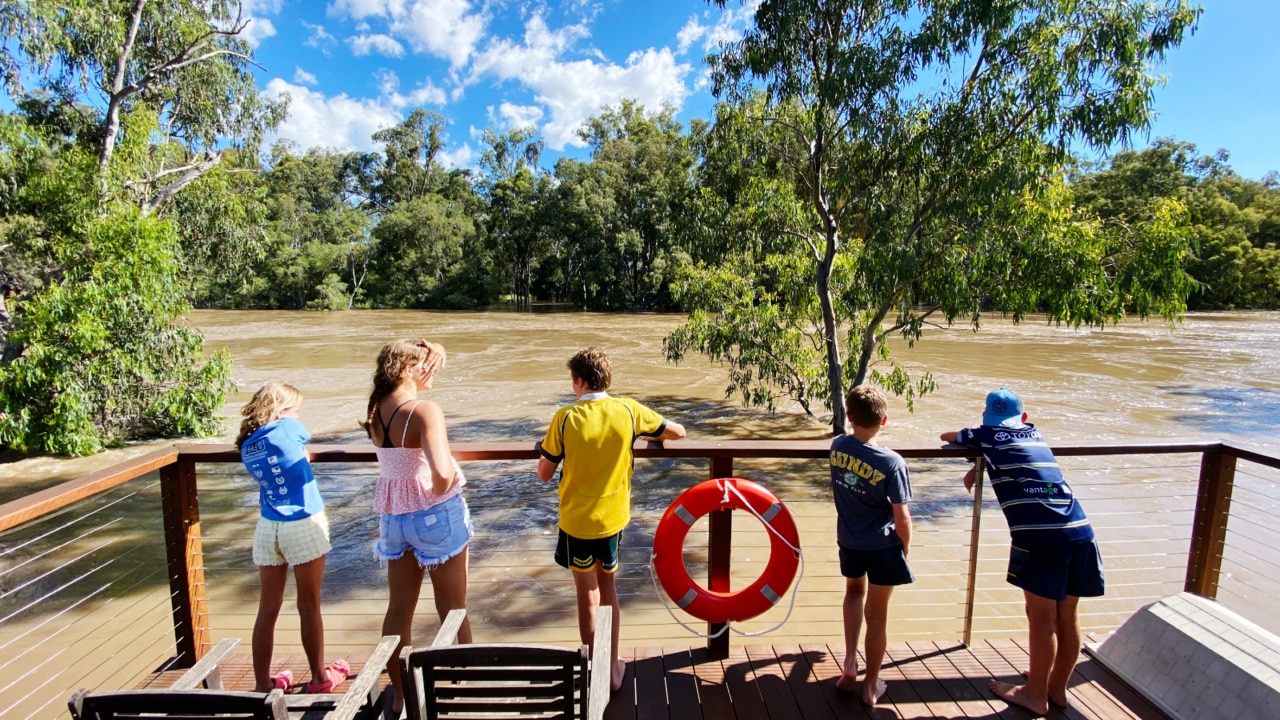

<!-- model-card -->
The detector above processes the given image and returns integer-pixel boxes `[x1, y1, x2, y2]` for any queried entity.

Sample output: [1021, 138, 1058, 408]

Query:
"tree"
[1, 0, 285, 213]
[672, 0, 1200, 433]
[0, 1, 275, 453]
[479, 127, 552, 311]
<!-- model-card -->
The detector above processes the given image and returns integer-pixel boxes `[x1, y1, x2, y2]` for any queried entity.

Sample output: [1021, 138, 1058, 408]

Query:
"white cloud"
[700, 1, 761, 53]
[293, 67, 318, 85]
[676, 19, 707, 56]
[241, 17, 277, 47]
[493, 102, 543, 129]
[375, 70, 447, 108]
[233, 0, 282, 47]
[467, 15, 692, 150]
[349, 33, 405, 57]
[330, 0, 487, 68]
[303, 21, 337, 51]
[262, 78, 403, 152]
[328, 0, 407, 20]
[393, 0, 488, 68]
[437, 142, 476, 169]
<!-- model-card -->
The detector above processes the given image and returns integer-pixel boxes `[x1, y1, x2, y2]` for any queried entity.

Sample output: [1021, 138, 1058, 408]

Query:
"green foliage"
[673, 0, 1200, 432]
[0, 206, 232, 454]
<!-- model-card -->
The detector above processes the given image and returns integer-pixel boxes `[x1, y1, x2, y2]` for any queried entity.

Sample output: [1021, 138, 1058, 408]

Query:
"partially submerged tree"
[670, 0, 1200, 433]
[0, 0, 279, 453]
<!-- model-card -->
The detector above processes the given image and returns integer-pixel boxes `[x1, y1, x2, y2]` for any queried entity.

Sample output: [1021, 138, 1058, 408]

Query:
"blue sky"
[240, 1, 1280, 180]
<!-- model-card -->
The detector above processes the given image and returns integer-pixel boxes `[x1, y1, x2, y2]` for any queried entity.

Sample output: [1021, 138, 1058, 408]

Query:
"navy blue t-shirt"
[829, 434, 911, 550]
[955, 424, 1093, 545]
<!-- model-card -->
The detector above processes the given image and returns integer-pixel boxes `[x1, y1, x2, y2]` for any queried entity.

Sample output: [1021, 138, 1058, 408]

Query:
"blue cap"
[983, 388, 1025, 428]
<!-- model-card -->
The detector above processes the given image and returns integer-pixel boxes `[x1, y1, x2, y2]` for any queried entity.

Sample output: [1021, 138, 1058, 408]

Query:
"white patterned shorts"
[253, 511, 331, 567]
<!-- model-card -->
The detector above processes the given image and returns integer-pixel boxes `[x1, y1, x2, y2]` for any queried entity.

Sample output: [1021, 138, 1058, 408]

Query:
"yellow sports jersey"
[539, 395, 667, 539]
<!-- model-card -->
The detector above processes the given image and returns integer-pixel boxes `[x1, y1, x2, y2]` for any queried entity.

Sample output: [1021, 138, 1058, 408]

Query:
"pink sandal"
[304, 659, 350, 693]
[270, 670, 293, 691]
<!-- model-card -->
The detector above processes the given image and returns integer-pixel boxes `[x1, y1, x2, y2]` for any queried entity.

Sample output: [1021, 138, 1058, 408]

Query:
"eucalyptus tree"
[670, 0, 1200, 433]
[0, 0, 279, 453]
[479, 127, 553, 310]
[552, 101, 696, 310]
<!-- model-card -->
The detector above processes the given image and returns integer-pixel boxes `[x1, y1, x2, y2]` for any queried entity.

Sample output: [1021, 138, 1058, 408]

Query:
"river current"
[2, 309, 1277, 502]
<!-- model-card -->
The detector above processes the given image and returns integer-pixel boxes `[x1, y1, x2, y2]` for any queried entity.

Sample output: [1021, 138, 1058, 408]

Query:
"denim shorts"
[375, 494, 472, 569]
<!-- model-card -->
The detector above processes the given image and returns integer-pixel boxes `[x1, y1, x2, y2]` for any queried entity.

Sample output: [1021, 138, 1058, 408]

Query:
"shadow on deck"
[138, 639, 1166, 720]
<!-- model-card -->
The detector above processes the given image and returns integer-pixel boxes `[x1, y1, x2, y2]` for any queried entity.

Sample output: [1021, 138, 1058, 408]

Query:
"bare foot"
[835, 671, 858, 692]
[861, 677, 887, 706]
[1019, 670, 1069, 708]
[990, 680, 1050, 716]
[610, 659, 626, 692]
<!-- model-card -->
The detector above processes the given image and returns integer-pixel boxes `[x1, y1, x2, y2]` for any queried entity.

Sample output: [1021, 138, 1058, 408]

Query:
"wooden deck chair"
[70, 635, 400, 720]
[398, 606, 611, 720]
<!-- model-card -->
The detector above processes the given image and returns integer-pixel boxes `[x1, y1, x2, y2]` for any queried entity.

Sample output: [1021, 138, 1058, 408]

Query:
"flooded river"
[3, 309, 1279, 498]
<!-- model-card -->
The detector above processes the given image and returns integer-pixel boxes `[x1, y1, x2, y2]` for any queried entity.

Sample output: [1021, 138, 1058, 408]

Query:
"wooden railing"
[1, 438, 1277, 675]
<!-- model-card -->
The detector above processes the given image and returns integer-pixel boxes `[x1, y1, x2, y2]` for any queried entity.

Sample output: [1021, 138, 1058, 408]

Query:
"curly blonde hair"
[360, 339, 431, 437]
[236, 382, 303, 449]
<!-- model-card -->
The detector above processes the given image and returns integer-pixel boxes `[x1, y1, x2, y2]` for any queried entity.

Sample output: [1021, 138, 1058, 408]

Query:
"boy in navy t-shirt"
[829, 385, 912, 706]
[942, 388, 1104, 715]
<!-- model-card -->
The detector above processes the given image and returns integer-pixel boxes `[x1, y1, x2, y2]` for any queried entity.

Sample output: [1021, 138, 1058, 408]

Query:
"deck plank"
[720, 646, 768, 720]
[743, 644, 804, 720]
[633, 646, 667, 720]
[884, 642, 971, 718]
[769, 644, 838, 720]
[134, 643, 1167, 720]
[662, 646, 701, 720]
[686, 647, 737, 720]
[797, 643, 875, 720]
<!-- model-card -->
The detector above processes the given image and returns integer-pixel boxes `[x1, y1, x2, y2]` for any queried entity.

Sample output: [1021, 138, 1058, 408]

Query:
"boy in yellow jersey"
[537, 347, 686, 692]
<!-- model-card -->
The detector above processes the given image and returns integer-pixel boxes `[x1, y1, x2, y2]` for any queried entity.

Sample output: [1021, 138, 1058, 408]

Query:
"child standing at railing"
[829, 385, 913, 706]
[237, 382, 348, 694]
[941, 387, 1104, 715]
[537, 347, 686, 692]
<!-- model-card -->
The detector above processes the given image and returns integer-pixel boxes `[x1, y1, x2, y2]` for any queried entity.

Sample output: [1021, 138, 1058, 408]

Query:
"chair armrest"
[171, 638, 242, 690]
[587, 605, 612, 720]
[431, 609, 467, 647]
[329, 635, 400, 720]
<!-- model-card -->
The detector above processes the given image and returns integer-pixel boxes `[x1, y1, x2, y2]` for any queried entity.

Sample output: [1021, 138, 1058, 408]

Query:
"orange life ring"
[652, 477, 800, 623]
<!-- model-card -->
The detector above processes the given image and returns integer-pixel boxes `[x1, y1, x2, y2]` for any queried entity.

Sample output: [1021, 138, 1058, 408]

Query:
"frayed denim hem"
[373, 542, 469, 572]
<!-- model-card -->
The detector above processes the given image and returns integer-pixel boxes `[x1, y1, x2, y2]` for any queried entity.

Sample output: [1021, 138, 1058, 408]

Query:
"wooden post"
[1185, 447, 1237, 598]
[161, 456, 210, 667]
[707, 457, 733, 659]
[962, 457, 985, 647]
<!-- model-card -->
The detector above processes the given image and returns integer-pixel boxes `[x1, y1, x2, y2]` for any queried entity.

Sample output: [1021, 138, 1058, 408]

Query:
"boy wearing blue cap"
[941, 388, 1104, 715]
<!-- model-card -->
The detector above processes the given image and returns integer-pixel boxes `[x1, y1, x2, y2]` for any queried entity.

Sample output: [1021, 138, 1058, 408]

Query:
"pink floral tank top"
[372, 401, 465, 515]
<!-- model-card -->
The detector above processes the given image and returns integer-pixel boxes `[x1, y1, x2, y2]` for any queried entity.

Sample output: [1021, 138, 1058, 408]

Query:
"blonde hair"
[236, 382, 303, 449]
[361, 339, 431, 437]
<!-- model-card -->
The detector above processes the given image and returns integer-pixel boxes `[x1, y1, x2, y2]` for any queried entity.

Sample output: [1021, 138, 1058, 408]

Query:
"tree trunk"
[816, 250, 845, 436]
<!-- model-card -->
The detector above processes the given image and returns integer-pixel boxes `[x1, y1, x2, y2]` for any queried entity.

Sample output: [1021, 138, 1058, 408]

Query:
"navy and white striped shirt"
[956, 424, 1093, 545]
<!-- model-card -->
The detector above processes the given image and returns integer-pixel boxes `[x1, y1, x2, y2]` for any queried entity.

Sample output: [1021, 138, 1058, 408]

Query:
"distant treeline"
[174, 112, 1280, 314]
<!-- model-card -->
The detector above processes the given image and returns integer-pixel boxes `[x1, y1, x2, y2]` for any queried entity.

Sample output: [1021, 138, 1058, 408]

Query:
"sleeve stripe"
[638, 419, 667, 439]
[538, 445, 564, 463]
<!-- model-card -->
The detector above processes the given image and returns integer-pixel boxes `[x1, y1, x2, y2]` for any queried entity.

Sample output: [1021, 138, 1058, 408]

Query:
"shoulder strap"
[401, 401, 425, 446]
[378, 399, 415, 448]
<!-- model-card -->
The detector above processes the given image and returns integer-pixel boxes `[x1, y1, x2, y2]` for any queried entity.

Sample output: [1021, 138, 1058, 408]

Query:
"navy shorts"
[1007, 538, 1105, 601]
[839, 546, 914, 586]
[554, 529, 621, 573]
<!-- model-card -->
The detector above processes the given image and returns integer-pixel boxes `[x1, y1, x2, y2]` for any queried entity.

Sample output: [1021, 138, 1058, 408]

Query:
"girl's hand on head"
[418, 339, 447, 375]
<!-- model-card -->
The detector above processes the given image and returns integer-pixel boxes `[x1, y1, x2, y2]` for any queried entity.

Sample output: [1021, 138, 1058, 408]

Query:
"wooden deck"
[139, 638, 1167, 720]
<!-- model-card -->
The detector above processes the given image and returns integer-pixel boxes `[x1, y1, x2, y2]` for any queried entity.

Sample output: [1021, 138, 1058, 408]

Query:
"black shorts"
[554, 529, 621, 573]
[839, 545, 914, 586]
[1007, 538, 1105, 601]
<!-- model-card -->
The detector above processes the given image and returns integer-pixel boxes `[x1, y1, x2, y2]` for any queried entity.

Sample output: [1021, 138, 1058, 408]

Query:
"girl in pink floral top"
[361, 339, 471, 717]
